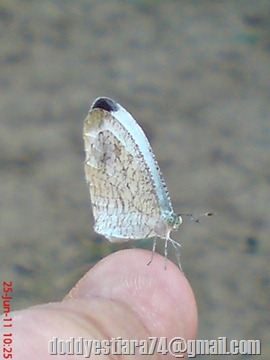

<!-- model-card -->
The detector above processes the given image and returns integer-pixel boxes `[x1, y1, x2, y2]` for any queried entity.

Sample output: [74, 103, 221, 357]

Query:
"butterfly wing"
[83, 98, 174, 242]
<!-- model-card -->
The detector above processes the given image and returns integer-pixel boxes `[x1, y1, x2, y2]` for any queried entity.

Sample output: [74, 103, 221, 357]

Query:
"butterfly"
[83, 97, 213, 269]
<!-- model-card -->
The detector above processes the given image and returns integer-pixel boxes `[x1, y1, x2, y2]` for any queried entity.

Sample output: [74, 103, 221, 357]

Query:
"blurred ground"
[0, 0, 269, 358]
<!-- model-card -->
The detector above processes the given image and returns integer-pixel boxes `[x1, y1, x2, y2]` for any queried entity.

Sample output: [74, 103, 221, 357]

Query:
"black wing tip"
[91, 97, 118, 112]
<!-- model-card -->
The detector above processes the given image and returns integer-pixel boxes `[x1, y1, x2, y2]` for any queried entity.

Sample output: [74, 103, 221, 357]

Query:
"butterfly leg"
[169, 238, 183, 271]
[147, 237, 157, 266]
[164, 237, 169, 270]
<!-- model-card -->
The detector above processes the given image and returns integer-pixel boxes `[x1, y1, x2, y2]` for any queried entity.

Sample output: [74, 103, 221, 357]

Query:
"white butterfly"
[83, 97, 212, 269]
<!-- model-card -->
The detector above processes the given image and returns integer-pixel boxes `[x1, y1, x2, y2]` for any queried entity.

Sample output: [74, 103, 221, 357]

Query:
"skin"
[8, 249, 198, 359]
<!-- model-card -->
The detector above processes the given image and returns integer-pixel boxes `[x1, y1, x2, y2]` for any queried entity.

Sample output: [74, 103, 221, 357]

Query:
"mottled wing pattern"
[84, 107, 164, 241]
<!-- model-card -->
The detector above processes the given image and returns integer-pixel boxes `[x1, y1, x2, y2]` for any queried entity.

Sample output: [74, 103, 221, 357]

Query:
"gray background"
[0, 1, 269, 358]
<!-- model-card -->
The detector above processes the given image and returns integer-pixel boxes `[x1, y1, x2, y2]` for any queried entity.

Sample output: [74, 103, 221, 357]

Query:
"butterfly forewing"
[84, 107, 166, 241]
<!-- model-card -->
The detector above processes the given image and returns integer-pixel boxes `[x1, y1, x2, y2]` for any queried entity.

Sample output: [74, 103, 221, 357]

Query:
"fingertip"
[68, 249, 198, 340]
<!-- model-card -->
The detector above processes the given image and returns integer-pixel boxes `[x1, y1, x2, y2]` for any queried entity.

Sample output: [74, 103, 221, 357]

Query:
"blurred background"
[0, 0, 269, 358]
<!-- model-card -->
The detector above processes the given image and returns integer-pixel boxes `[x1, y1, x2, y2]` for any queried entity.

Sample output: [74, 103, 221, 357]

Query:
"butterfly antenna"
[179, 212, 216, 223]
